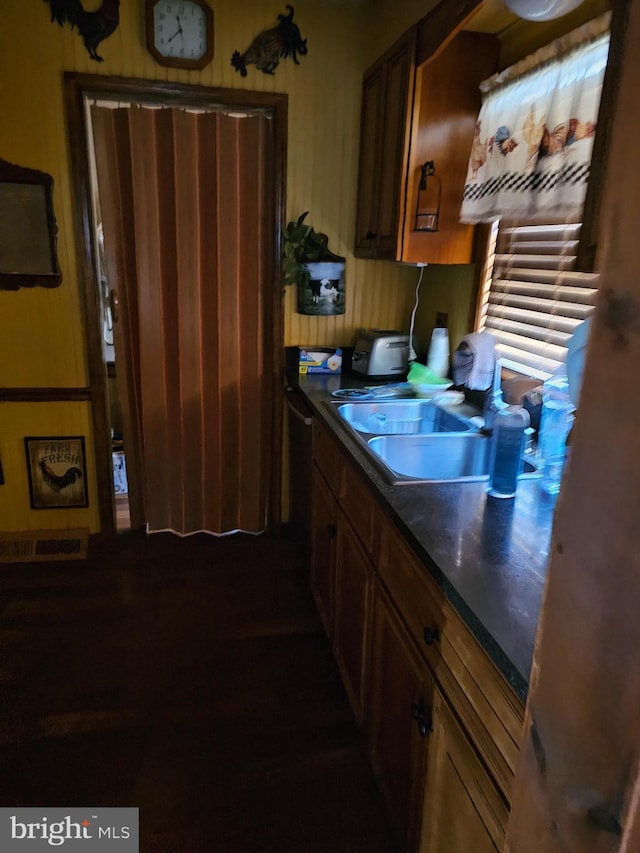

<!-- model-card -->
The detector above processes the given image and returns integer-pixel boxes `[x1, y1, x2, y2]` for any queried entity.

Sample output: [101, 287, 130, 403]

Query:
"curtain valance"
[460, 17, 610, 224]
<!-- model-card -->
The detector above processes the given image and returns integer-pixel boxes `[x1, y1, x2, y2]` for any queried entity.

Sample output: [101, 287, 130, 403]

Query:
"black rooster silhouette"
[43, 0, 120, 62]
[231, 5, 308, 77]
[39, 459, 83, 493]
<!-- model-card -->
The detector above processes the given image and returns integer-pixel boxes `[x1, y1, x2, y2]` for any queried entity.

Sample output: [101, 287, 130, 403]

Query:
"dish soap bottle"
[538, 369, 575, 495]
[488, 405, 530, 499]
[483, 358, 507, 433]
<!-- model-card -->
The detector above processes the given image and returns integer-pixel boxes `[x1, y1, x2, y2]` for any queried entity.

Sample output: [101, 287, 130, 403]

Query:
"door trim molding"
[64, 73, 287, 536]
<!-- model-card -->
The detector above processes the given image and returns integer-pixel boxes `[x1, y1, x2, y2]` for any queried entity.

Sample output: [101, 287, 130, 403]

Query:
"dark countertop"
[291, 371, 555, 703]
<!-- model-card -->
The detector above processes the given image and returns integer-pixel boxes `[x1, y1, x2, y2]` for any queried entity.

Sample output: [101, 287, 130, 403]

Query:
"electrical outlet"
[435, 311, 448, 328]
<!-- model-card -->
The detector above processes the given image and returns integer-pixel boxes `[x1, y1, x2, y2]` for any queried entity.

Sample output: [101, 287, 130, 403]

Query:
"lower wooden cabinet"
[420, 689, 508, 853]
[310, 466, 337, 636]
[333, 517, 373, 723]
[309, 418, 521, 852]
[369, 585, 432, 852]
[311, 459, 374, 723]
[370, 584, 509, 853]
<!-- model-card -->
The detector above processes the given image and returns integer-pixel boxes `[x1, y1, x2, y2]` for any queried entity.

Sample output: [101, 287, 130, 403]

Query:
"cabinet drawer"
[379, 520, 524, 802]
[313, 420, 343, 497]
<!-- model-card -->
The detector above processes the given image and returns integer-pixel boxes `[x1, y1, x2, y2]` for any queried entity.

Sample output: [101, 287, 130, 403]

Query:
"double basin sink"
[326, 398, 536, 485]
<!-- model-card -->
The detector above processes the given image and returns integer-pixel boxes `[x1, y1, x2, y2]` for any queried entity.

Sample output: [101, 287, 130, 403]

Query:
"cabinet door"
[401, 30, 499, 264]
[333, 517, 373, 723]
[375, 30, 415, 257]
[354, 30, 415, 259]
[310, 465, 337, 636]
[420, 689, 509, 853]
[354, 59, 386, 254]
[313, 419, 343, 499]
[369, 585, 433, 852]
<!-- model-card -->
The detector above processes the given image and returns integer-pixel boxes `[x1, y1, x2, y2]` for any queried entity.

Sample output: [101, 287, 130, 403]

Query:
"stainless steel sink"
[368, 433, 490, 482]
[334, 400, 472, 435]
[323, 398, 538, 485]
[366, 432, 538, 485]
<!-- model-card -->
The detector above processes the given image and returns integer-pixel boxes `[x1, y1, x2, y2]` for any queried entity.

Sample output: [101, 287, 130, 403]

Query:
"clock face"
[148, 1, 213, 67]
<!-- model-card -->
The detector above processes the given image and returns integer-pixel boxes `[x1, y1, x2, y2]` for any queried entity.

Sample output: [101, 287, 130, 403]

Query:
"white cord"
[408, 263, 426, 362]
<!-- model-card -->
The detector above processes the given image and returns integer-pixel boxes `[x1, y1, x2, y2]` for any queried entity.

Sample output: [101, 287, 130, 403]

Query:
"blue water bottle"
[488, 405, 530, 499]
[538, 370, 575, 495]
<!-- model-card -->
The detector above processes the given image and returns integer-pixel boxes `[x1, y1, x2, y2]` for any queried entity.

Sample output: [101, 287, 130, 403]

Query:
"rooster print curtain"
[460, 24, 610, 224]
[91, 103, 273, 536]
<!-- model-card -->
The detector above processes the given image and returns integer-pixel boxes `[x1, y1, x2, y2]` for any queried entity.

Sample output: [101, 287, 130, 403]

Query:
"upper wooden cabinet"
[354, 1, 499, 263]
[402, 30, 499, 264]
[354, 29, 416, 258]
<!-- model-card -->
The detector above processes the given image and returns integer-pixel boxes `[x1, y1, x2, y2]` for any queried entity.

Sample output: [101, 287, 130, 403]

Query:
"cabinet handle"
[286, 391, 313, 426]
[418, 717, 434, 738]
[423, 626, 440, 646]
[365, 230, 377, 241]
[327, 523, 338, 538]
[411, 702, 434, 737]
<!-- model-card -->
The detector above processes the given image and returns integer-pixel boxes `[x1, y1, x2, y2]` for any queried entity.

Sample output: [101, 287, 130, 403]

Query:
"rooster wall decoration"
[25, 436, 89, 509]
[43, 0, 120, 63]
[231, 5, 307, 77]
[39, 459, 83, 493]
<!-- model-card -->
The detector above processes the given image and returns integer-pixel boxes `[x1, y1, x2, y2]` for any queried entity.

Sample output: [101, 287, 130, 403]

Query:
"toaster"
[351, 330, 411, 377]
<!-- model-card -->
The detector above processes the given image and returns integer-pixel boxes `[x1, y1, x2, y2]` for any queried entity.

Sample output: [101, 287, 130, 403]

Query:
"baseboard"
[0, 528, 90, 563]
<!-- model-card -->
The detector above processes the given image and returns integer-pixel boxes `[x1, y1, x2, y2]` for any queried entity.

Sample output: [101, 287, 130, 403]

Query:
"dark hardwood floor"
[0, 530, 398, 852]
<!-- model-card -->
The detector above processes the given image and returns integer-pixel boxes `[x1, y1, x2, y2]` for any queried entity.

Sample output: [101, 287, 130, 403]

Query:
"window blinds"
[478, 221, 598, 379]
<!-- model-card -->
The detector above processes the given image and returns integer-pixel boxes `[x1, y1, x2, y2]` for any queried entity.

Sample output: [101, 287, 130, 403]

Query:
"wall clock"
[145, 0, 214, 69]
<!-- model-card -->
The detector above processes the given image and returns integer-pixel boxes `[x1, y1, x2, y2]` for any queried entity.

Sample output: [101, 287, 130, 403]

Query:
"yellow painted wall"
[0, 0, 427, 533]
[0, 403, 98, 530]
[412, 265, 477, 361]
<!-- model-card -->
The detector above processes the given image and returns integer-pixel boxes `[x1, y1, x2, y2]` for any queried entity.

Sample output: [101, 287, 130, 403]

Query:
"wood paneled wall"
[506, 1, 640, 845]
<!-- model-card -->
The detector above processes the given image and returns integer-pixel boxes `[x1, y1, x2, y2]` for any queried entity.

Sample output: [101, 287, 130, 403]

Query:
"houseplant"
[281, 211, 329, 288]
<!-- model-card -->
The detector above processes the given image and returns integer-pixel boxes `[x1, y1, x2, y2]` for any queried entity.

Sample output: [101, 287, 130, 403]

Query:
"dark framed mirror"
[0, 158, 62, 290]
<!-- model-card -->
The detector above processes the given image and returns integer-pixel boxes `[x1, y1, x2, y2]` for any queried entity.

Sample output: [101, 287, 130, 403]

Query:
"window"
[476, 220, 598, 380]
[461, 15, 610, 380]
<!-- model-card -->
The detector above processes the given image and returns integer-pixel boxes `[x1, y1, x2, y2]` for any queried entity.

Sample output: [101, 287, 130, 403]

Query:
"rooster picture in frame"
[43, 0, 120, 63]
[24, 436, 88, 509]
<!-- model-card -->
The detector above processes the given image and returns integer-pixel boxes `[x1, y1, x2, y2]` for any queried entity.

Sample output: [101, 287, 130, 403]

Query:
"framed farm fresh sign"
[24, 436, 88, 509]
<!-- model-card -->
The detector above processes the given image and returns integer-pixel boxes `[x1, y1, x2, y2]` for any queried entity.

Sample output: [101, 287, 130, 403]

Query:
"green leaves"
[281, 211, 329, 287]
